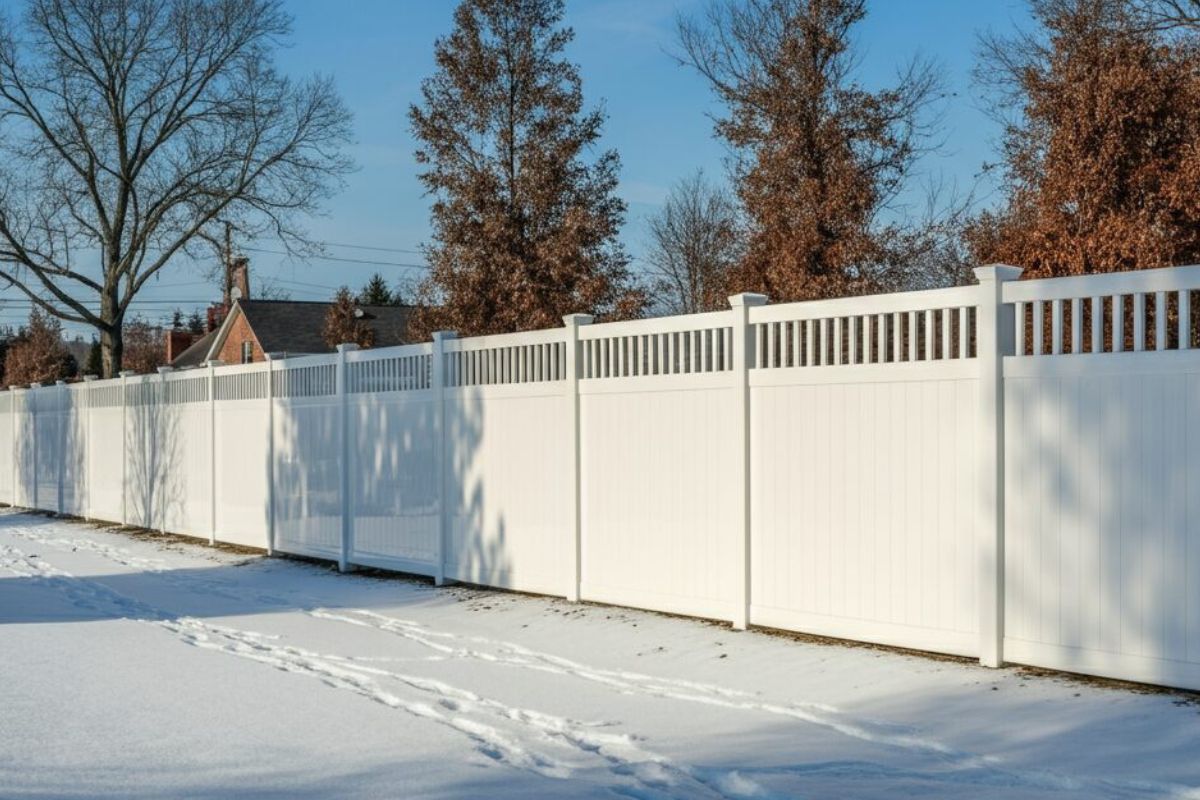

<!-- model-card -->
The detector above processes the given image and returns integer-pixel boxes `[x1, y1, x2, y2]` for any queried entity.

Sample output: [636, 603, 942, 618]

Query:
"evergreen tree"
[323, 287, 376, 349]
[358, 273, 395, 306]
[409, 0, 642, 337]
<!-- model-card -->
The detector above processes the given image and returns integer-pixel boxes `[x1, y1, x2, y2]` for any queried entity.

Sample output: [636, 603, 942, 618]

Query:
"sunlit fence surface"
[3, 265, 1199, 691]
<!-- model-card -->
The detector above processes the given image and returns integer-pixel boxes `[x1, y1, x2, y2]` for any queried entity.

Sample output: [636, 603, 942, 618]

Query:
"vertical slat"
[960, 306, 969, 359]
[791, 320, 801, 367]
[1033, 300, 1044, 355]
[892, 312, 902, 362]
[924, 309, 935, 361]
[766, 323, 776, 369]
[806, 320, 815, 366]
[1134, 292, 1146, 351]
[940, 308, 950, 360]
[700, 329, 710, 372]
[877, 313, 886, 362]
[1155, 290, 1167, 351]
[1181, 289, 1192, 350]
[1051, 299, 1063, 355]
[848, 317, 858, 365]
[1070, 297, 1082, 354]
[1114, 295, 1125, 352]
[1014, 301, 1024, 356]
[833, 318, 842, 366]
[1091, 296, 1103, 353]
[820, 318, 830, 366]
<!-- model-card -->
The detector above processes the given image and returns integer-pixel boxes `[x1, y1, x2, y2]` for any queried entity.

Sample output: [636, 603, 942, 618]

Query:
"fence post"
[83, 375, 96, 520]
[974, 264, 1023, 668]
[431, 331, 456, 587]
[56, 380, 67, 515]
[729, 292, 768, 631]
[265, 354, 279, 556]
[336, 343, 358, 573]
[562, 314, 593, 602]
[206, 360, 221, 545]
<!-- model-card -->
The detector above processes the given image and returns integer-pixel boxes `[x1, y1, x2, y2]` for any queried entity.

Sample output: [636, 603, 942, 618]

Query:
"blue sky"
[22, 0, 1034, 338]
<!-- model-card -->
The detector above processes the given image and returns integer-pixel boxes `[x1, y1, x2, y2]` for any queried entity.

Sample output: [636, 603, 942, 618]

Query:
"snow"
[1, 510, 1198, 799]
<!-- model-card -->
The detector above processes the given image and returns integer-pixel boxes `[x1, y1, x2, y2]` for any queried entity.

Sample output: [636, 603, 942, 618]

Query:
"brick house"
[169, 259, 415, 368]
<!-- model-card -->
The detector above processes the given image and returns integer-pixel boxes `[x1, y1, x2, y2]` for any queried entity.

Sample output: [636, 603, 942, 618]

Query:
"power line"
[320, 240, 425, 256]
[242, 246, 430, 270]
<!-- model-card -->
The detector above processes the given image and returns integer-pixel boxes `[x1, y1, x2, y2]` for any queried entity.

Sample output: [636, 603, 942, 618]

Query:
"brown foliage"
[323, 288, 376, 350]
[408, 0, 643, 339]
[969, 0, 1200, 277]
[121, 318, 167, 375]
[678, 0, 943, 302]
[3, 309, 74, 387]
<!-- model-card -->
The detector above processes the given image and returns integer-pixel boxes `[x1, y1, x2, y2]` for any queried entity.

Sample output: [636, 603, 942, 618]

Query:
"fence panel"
[1002, 268, 1200, 688]
[579, 312, 740, 621]
[61, 384, 88, 517]
[158, 373, 213, 538]
[214, 364, 270, 549]
[748, 287, 983, 656]
[86, 382, 125, 523]
[348, 346, 439, 574]
[272, 355, 340, 559]
[443, 330, 571, 595]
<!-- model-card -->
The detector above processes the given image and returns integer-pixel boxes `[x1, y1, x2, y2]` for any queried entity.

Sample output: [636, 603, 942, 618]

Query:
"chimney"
[165, 329, 195, 364]
[230, 256, 250, 302]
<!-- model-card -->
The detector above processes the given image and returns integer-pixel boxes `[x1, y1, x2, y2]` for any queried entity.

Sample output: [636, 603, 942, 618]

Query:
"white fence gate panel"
[348, 346, 439, 574]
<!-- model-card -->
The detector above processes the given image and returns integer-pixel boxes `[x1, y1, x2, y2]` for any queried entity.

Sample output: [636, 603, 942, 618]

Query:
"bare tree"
[645, 171, 743, 315]
[323, 286, 374, 349]
[677, 0, 944, 302]
[0, 0, 353, 376]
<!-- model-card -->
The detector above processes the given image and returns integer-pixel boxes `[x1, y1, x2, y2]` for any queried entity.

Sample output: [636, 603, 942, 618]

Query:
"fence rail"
[3, 264, 1200, 691]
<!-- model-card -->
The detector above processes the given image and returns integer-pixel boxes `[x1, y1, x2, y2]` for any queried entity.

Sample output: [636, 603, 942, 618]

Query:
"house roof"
[237, 300, 415, 355]
[171, 329, 218, 369]
[178, 299, 416, 366]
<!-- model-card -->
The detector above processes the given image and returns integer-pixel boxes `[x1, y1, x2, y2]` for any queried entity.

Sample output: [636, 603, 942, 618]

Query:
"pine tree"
[409, 0, 642, 338]
[359, 273, 395, 306]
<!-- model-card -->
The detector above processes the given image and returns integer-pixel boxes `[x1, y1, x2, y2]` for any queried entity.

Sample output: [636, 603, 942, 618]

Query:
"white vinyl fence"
[3, 264, 1199, 691]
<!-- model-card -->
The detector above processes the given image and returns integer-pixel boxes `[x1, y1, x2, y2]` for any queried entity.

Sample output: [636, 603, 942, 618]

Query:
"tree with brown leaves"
[409, 0, 642, 338]
[677, 0, 942, 302]
[121, 318, 167, 375]
[323, 287, 376, 350]
[3, 309, 74, 387]
[969, 0, 1200, 278]
[645, 171, 743, 315]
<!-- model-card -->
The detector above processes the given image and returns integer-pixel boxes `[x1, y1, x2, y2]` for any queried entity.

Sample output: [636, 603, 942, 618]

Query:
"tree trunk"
[99, 287, 124, 378]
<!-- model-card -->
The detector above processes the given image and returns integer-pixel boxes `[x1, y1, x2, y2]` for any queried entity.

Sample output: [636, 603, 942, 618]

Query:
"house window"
[241, 341, 253, 364]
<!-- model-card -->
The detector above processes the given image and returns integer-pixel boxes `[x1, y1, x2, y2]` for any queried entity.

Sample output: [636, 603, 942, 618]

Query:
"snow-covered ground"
[0, 510, 1197, 799]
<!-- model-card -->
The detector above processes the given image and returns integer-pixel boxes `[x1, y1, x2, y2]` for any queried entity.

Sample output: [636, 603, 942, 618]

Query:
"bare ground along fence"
[2, 265, 1199, 691]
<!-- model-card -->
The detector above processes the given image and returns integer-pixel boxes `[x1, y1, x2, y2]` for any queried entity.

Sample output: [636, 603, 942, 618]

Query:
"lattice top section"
[579, 311, 733, 379]
[748, 285, 979, 369]
[1003, 265, 1200, 356]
